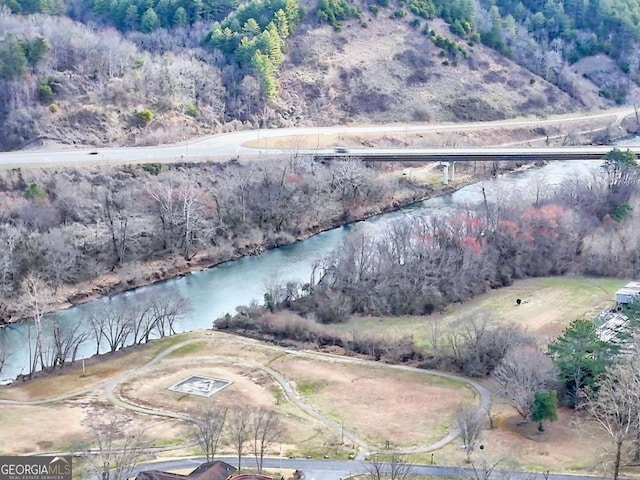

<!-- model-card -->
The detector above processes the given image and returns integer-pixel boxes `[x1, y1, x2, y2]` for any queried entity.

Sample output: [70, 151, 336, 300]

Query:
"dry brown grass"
[435, 402, 614, 475]
[271, 357, 475, 448]
[0, 333, 197, 401]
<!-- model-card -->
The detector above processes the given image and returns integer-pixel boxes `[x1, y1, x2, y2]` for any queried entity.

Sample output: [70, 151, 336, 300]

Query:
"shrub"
[142, 163, 163, 175]
[184, 104, 199, 117]
[49, 103, 59, 113]
[611, 202, 632, 222]
[38, 82, 53, 101]
[135, 109, 154, 125]
[23, 182, 47, 199]
[367, 4, 379, 14]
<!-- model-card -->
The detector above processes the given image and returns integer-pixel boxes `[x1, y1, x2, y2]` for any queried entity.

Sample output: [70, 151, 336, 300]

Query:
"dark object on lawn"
[516, 298, 522, 305]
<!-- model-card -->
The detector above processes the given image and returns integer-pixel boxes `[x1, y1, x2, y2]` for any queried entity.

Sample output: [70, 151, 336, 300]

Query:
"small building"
[615, 282, 640, 306]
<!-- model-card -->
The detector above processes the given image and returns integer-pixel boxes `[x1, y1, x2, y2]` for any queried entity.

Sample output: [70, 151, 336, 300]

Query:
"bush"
[23, 182, 47, 199]
[611, 202, 632, 222]
[142, 163, 163, 175]
[135, 109, 154, 124]
[39, 83, 53, 101]
[367, 4, 379, 14]
[184, 104, 199, 117]
[49, 103, 59, 113]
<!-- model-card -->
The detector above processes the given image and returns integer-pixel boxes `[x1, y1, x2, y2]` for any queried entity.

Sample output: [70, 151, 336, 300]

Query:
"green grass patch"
[167, 341, 207, 357]
[296, 379, 329, 395]
[322, 277, 625, 349]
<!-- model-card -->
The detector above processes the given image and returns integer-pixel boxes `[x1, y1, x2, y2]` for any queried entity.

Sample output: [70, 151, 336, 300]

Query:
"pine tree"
[173, 6, 189, 26]
[140, 7, 161, 32]
[530, 390, 558, 432]
[251, 50, 277, 98]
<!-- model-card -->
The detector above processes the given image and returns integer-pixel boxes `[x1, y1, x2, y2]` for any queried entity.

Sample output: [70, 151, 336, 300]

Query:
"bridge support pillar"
[442, 163, 449, 184]
[449, 161, 455, 181]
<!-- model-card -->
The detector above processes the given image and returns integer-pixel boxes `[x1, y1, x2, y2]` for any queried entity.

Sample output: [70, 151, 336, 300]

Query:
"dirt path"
[1, 336, 490, 458]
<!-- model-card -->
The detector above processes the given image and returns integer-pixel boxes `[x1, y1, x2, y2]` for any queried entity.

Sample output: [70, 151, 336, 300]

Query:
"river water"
[0, 158, 615, 381]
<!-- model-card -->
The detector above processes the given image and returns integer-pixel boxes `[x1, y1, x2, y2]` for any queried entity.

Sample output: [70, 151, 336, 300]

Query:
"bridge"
[307, 145, 640, 183]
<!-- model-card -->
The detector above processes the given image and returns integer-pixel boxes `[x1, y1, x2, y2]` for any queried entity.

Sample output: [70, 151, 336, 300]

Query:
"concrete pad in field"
[168, 375, 232, 397]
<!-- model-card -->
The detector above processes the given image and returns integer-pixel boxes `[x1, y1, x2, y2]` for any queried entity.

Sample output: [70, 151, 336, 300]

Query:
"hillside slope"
[279, 17, 591, 125]
[0, 5, 631, 151]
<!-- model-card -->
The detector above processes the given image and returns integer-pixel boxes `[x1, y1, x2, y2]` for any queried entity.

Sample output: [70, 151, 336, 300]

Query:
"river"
[0, 157, 618, 381]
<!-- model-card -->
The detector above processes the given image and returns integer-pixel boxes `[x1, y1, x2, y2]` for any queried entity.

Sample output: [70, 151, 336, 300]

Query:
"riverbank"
[1, 163, 484, 327]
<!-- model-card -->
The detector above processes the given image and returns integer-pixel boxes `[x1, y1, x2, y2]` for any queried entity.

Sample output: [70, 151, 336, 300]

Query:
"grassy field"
[322, 277, 624, 348]
[0, 276, 631, 476]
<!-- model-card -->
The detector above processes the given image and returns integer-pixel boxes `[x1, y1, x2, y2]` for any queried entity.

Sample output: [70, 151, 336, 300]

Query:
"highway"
[0, 107, 638, 168]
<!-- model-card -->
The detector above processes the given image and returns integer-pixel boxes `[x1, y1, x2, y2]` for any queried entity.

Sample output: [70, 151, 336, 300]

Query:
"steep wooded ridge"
[1, 0, 640, 150]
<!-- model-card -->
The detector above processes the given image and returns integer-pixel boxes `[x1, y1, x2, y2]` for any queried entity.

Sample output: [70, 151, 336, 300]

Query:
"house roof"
[189, 461, 236, 480]
[136, 471, 189, 480]
[136, 460, 237, 480]
[616, 282, 640, 298]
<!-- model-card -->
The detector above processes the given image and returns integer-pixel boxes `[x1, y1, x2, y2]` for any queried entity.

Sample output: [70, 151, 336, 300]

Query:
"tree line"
[7, 272, 191, 378]
[272, 150, 636, 322]
[0, 156, 427, 324]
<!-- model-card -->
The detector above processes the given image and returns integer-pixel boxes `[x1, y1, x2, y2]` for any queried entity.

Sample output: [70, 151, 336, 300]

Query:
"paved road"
[130, 456, 613, 480]
[0, 108, 635, 167]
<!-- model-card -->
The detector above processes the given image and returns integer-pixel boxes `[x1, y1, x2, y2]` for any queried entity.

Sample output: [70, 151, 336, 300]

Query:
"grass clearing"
[167, 341, 208, 357]
[272, 356, 476, 448]
[321, 277, 624, 348]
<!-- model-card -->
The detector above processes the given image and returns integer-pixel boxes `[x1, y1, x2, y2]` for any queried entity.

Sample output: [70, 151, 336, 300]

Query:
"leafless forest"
[218, 152, 640, 365]
[0, 156, 428, 323]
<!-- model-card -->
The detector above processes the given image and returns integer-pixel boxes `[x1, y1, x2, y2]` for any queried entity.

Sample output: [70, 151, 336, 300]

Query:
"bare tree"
[49, 317, 89, 368]
[22, 272, 52, 377]
[492, 344, 558, 419]
[88, 302, 134, 353]
[457, 404, 484, 462]
[152, 291, 190, 337]
[447, 313, 532, 377]
[178, 185, 202, 260]
[587, 355, 640, 480]
[228, 405, 251, 469]
[484, 403, 498, 430]
[467, 457, 507, 480]
[365, 454, 415, 480]
[85, 414, 147, 480]
[99, 187, 133, 267]
[330, 158, 375, 203]
[89, 306, 108, 355]
[189, 400, 228, 462]
[0, 334, 11, 374]
[252, 407, 284, 472]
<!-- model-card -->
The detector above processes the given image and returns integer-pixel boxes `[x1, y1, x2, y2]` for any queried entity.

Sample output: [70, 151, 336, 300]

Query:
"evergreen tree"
[0, 34, 28, 78]
[140, 7, 161, 32]
[24, 36, 50, 70]
[530, 390, 558, 432]
[124, 4, 140, 30]
[274, 9, 289, 38]
[251, 50, 277, 98]
[547, 317, 617, 408]
[172, 6, 189, 26]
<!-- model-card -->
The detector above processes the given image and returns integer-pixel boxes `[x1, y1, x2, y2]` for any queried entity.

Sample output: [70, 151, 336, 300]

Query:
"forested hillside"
[0, 0, 639, 150]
